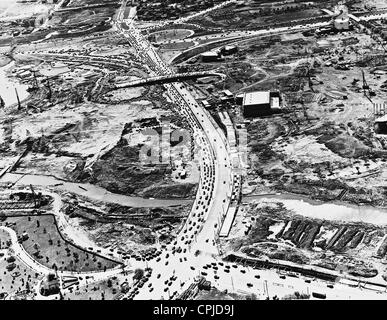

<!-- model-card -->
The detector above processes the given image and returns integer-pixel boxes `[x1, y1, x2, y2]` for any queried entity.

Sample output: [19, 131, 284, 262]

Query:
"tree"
[133, 268, 144, 281]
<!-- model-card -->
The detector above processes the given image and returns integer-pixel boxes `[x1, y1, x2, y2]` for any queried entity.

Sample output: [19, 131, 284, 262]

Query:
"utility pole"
[29, 184, 37, 208]
[15, 88, 21, 110]
[362, 69, 369, 93]
[265, 280, 269, 299]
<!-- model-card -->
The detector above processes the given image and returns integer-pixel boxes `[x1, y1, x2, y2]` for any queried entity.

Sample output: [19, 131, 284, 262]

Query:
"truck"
[312, 292, 327, 299]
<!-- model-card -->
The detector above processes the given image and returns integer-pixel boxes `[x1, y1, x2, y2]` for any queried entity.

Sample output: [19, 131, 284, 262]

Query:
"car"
[247, 283, 253, 288]
[157, 274, 161, 279]
[255, 275, 260, 279]
[201, 272, 208, 276]
[190, 266, 195, 270]
[240, 269, 246, 274]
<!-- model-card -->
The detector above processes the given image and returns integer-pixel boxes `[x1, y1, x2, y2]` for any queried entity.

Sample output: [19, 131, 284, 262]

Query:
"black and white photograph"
[1, 0, 387, 308]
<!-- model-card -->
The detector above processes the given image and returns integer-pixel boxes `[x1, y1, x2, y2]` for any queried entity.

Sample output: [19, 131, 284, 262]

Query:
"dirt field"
[61, 193, 192, 253]
[222, 199, 387, 281]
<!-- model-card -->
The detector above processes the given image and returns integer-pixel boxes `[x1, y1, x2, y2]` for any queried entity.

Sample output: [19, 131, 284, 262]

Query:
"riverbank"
[0, 172, 191, 208]
[244, 192, 387, 226]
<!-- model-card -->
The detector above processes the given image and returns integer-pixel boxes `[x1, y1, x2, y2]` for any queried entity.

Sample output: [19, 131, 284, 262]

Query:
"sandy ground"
[0, 0, 52, 21]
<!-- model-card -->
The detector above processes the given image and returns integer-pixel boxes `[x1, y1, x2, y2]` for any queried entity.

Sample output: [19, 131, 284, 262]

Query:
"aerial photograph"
[1, 0, 387, 304]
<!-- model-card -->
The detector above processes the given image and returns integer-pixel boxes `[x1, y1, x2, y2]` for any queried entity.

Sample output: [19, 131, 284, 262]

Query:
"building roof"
[243, 91, 270, 106]
[375, 114, 387, 123]
[223, 89, 233, 97]
[201, 51, 218, 57]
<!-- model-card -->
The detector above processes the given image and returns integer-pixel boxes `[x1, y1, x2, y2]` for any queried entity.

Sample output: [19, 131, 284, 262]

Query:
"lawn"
[5, 215, 120, 273]
[0, 230, 42, 300]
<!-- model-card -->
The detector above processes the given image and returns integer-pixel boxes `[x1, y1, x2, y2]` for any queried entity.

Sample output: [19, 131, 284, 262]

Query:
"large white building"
[242, 91, 281, 117]
[242, 91, 271, 117]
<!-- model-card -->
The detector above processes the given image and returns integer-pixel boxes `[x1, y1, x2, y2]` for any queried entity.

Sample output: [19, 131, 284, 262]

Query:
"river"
[244, 193, 387, 226]
[0, 172, 192, 208]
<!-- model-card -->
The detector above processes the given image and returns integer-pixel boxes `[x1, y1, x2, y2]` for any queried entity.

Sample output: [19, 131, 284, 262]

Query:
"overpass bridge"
[357, 10, 387, 21]
[57, 2, 120, 13]
[114, 71, 225, 89]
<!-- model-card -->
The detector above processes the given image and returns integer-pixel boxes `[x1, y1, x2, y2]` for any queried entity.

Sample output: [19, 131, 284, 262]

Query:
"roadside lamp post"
[265, 280, 269, 299]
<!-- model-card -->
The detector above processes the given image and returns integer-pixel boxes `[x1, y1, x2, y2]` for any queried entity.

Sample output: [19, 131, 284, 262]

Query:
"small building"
[375, 114, 387, 134]
[201, 51, 221, 63]
[243, 91, 271, 117]
[334, 17, 350, 30]
[222, 89, 234, 98]
[202, 100, 211, 108]
[40, 273, 60, 296]
[222, 45, 238, 55]
[236, 93, 244, 105]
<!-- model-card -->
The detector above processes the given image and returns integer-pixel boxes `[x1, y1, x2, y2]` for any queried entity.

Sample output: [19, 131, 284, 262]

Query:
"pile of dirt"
[80, 137, 196, 199]
[241, 243, 309, 265]
[322, 134, 369, 158]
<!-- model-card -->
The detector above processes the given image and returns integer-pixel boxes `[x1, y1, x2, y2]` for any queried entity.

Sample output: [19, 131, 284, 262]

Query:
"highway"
[115, 1, 237, 299]
[114, 71, 225, 89]
[4, 0, 387, 300]
[113, 4, 387, 300]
